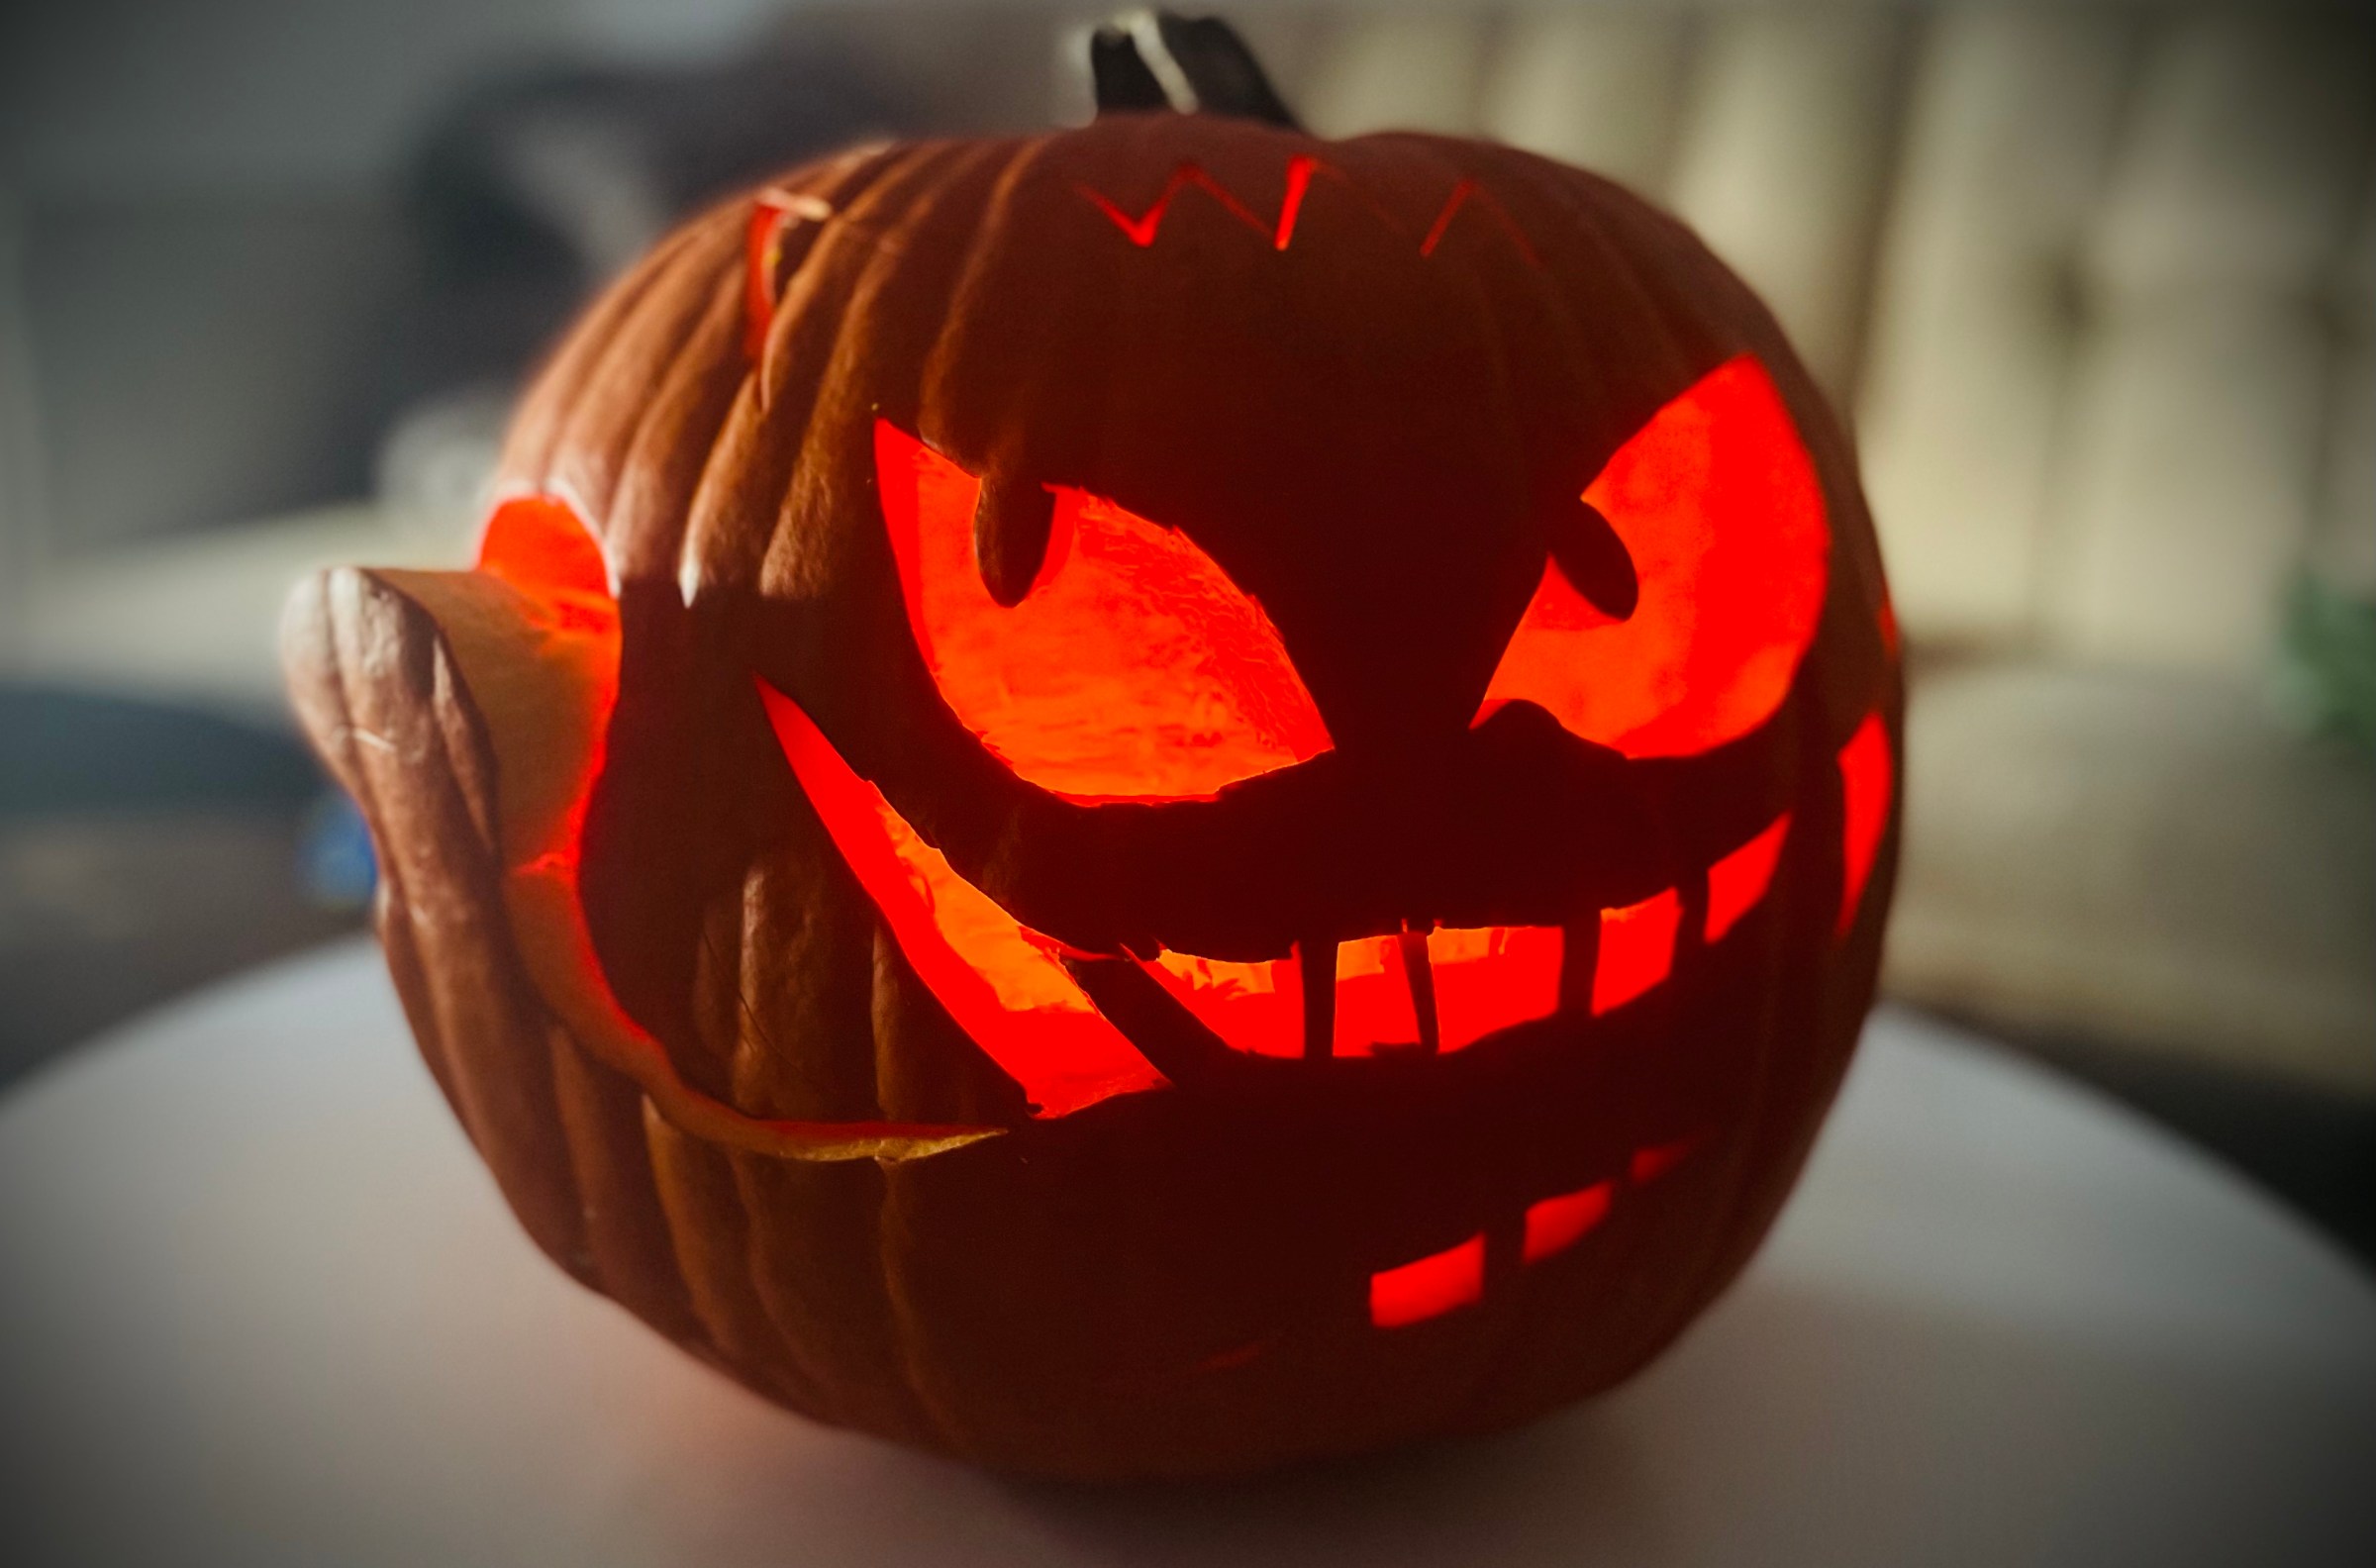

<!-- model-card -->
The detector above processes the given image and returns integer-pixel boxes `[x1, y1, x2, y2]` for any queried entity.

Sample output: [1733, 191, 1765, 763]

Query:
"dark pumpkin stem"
[1088, 10, 1302, 131]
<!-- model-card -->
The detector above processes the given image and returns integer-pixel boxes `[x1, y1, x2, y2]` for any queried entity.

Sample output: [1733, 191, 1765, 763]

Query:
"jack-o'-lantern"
[284, 14, 1899, 1478]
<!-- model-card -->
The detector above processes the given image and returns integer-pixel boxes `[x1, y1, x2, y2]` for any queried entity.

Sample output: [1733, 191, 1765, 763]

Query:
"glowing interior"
[474, 494, 619, 888]
[1371, 1131, 1707, 1326]
[756, 681, 1165, 1118]
[1142, 924, 1564, 1059]
[1629, 1134, 1701, 1183]
[434, 497, 1001, 1159]
[1078, 156, 1326, 249]
[1428, 925, 1566, 1048]
[874, 420, 1334, 802]
[743, 188, 833, 363]
[1076, 157, 1537, 264]
[1417, 175, 1539, 263]
[480, 493, 611, 603]
[1592, 887, 1682, 1017]
[1705, 812, 1790, 943]
[1479, 355, 1830, 757]
[1835, 711, 1893, 937]
[1369, 1233, 1486, 1328]
[761, 676, 1796, 1075]
[1522, 1181, 1613, 1263]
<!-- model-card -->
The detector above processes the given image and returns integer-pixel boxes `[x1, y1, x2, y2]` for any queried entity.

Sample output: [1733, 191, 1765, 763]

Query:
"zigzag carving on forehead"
[1073, 155, 1541, 265]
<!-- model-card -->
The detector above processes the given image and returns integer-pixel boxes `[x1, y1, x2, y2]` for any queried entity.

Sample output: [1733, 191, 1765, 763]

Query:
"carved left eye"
[1477, 354, 1831, 758]
[875, 420, 1334, 802]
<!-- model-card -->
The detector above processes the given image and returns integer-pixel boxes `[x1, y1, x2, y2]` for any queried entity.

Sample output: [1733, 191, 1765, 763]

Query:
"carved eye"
[1478, 355, 1830, 757]
[875, 420, 1334, 801]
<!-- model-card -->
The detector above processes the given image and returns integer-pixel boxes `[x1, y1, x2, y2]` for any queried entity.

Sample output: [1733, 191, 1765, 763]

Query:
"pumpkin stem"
[1088, 10, 1302, 131]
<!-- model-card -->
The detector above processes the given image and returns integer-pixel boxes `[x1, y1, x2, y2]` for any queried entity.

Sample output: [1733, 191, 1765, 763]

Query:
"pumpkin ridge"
[545, 201, 747, 549]
[500, 216, 710, 500]
[733, 143, 1046, 1124]
[544, 1021, 706, 1343]
[578, 195, 854, 1099]
[745, 142, 919, 380]
[641, 1109, 821, 1406]
[602, 268, 747, 583]
[753, 140, 1004, 599]
[286, 29, 1903, 1466]
[681, 147, 918, 602]
[315, 572, 599, 1269]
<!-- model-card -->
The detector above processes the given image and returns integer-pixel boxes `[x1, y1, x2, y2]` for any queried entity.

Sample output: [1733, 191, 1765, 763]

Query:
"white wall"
[0, 0, 807, 578]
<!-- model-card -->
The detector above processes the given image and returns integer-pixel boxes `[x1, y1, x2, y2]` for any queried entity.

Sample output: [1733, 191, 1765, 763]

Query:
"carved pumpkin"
[284, 18, 1898, 1479]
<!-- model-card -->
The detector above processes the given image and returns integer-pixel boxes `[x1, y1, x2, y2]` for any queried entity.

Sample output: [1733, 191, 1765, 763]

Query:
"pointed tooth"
[1397, 929, 1440, 1054]
[1297, 937, 1336, 1060]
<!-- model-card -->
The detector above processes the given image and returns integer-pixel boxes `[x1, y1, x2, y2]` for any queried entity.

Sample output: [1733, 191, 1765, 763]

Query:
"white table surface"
[3, 937, 2372, 1567]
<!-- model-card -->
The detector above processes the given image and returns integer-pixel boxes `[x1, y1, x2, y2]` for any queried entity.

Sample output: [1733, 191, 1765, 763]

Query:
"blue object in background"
[299, 790, 377, 911]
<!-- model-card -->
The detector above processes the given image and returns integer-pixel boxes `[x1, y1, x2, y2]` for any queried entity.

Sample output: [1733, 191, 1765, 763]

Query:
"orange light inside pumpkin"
[1706, 812, 1791, 943]
[1592, 887, 1682, 1016]
[874, 420, 1334, 803]
[1369, 1232, 1486, 1327]
[479, 492, 611, 602]
[757, 679, 1164, 1118]
[1479, 354, 1828, 757]
[1522, 1181, 1613, 1262]
[1836, 711, 1892, 937]
[1141, 924, 1565, 1058]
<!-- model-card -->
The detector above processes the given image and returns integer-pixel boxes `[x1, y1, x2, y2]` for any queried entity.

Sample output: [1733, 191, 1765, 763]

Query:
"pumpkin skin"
[282, 108, 1900, 1479]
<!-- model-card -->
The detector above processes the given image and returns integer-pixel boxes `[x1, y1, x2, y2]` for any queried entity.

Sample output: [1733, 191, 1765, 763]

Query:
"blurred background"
[0, 0, 2368, 1248]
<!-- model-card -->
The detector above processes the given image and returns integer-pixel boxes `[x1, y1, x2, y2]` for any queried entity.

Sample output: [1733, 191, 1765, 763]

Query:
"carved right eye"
[1477, 355, 1831, 757]
[875, 419, 1335, 803]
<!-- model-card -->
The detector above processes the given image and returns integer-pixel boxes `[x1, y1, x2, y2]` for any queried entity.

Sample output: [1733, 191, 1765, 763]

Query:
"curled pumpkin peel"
[290, 537, 1001, 1163]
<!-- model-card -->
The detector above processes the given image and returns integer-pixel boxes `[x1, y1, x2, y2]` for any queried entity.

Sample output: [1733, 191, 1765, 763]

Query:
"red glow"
[1142, 924, 1559, 1058]
[1273, 153, 1319, 248]
[755, 680, 1165, 1118]
[479, 495, 610, 601]
[874, 420, 1333, 802]
[1370, 1233, 1486, 1327]
[473, 494, 617, 901]
[742, 189, 831, 363]
[1592, 887, 1681, 1016]
[446, 498, 998, 1159]
[1704, 812, 1790, 943]
[1479, 355, 1829, 758]
[1629, 1135, 1700, 1184]
[1143, 949, 1304, 1057]
[1430, 925, 1562, 1047]
[1077, 154, 1345, 251]
[1836, 711, 1892, 938]
[1332, 934, 1423, 1053]
[1077, 161, 1273, 247]
[1523, 1182, 1613, 1262]
[1074, 157, 1539, 261]
[744, 198, 788, 362]
[1419, 175, 1539, 264]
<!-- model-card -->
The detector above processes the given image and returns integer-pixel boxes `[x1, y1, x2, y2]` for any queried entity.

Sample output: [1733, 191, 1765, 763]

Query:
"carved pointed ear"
[1087, 10, 1302, 130]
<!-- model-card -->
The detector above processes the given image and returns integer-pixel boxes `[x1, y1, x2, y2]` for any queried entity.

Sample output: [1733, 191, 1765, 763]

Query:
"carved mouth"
[757, 679, 1809, 1118]
[1142, 926, 1566, 1060]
